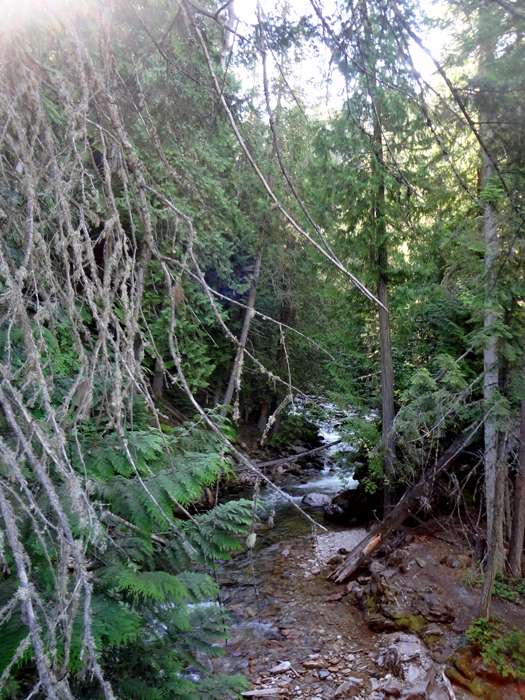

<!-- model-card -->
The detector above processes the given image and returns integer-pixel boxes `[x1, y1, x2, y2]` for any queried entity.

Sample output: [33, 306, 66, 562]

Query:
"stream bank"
[212, 405, 525, 700]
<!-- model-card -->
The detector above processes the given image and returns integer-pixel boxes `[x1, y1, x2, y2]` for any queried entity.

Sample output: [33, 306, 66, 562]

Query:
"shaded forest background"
[0, 0, 524, 697]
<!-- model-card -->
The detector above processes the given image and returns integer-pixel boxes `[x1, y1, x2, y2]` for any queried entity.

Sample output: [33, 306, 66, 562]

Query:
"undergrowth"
[463, 570, 525, 605]
[466, 618, 525, 680]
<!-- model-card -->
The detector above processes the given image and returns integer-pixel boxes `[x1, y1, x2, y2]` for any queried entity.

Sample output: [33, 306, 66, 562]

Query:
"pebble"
[270, 661, 291, 674]
[319, 670, 331, 679]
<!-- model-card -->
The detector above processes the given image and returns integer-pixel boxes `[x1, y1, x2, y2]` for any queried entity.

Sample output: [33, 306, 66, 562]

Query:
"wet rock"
[287, 463, 302, 476]
[324, 503, 346, 521]
[302, 493, 332, 509]
[270, 661, 291, 673]
[331, 487, 378, 521]
[290, 446, 308, 454]
[319, 669, 331, 679]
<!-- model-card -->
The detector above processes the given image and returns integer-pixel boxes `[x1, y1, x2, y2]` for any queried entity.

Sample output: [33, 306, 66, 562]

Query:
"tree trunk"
[378, 247, 395, 512]
[373, 119, 395, 513]
[220, 228, 265, 418]
[152, 358, 164, 400]
[509, 334, 525, 576]
[483, 154, 504, 570]
[478, 5, 506, 617]
[479, 8, 506, 575]
[479, 440, 506, 617]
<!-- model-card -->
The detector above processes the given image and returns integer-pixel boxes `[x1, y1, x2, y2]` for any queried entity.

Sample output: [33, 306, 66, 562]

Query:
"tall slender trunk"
[220, 226, 265, 418]
[482, 147, 505, 573]
[480, 7, 506, 571]
[509, 331, 525, 576]
[373, 119, 395, 512]
[479, 2, 506, 615]
[479, 433, 506, 617]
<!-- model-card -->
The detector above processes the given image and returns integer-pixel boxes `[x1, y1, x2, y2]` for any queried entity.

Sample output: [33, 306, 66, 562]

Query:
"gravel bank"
[314, 528, 368, 565]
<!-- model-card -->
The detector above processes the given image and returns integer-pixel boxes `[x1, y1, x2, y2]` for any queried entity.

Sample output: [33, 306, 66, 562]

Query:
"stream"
[212, 401, 371, 686]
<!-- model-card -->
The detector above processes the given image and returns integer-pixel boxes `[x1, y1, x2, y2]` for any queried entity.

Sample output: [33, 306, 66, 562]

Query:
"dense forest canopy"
[0, 0, 524, 696]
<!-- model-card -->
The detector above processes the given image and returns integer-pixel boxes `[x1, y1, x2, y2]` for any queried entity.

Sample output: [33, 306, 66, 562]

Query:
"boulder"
[331, 486, 383, 524]
[415, 593, 454, 624]
[302, 493, 332, 509]
[323, 503, 345, 521]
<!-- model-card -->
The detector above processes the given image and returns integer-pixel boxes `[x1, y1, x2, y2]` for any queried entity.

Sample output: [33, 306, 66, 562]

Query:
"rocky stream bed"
[207, 407, 525, 700]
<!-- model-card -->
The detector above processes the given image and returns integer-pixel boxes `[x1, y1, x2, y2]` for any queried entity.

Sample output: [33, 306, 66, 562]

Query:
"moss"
[392, 613, 427, 633]
[445, 668, 492, 697]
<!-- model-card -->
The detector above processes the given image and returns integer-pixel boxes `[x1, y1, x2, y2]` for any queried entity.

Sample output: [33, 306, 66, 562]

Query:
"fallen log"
[327, 431, 473, 584]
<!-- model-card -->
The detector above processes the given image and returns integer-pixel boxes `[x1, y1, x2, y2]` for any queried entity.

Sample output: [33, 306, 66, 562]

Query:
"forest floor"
[214, 517, 525, 700]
